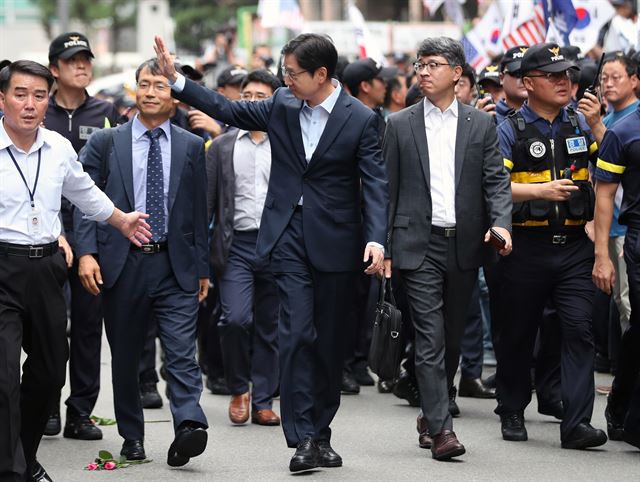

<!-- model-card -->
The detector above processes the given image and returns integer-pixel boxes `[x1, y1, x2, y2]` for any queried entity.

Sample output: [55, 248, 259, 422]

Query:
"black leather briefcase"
[368, 277, 403, 381]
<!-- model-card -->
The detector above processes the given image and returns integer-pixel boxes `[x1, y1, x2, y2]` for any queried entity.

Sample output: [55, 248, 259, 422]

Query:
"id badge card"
[566, 136, 588, 155]
[28, 207, 42, 236]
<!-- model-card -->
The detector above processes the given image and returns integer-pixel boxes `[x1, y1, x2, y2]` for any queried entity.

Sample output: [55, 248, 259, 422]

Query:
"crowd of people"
[0, 24, 639, 482]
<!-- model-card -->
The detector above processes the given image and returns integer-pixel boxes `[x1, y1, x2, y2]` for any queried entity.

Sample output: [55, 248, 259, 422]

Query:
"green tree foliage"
[170, 0, 254, 54]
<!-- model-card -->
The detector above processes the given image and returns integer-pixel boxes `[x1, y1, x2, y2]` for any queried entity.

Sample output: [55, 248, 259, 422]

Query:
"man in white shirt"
[0, 60, 149, 482]
[383, 37, 512, 460]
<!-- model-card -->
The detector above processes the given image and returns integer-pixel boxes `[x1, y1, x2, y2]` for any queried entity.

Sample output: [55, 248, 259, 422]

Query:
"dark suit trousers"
[270, 211, 355, 447]
[218, 230, 279, 409]
[460, 281, 483, 380]
[103, 250, 207, 440]
[610, 227, 640, 436]
[0, 253, 68, 480]
[65, 256, 103, 415]
[494, 232, 595, 439]
[534, 305, 562, 406]
[400, 233, 477, 436]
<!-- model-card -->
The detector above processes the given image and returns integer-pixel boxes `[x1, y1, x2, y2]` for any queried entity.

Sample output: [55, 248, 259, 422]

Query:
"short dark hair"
[135, 58, 163, 82]
[383, 75, 404, 108]
[240, 69, 282, 94]
[460, 63, 476, 87]
[281, 33, 338, 79]
[416, 37, 466, 67]
[603, 53, 639, 78]
[0, 60, 54, 93]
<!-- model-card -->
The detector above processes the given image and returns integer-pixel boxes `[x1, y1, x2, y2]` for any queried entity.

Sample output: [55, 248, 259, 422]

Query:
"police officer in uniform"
[493, 43, 607, 449]
[593, 100, 640, 450]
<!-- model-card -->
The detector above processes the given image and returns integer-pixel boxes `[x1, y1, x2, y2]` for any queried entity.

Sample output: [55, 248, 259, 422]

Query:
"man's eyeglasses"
[525, 71, 570, 82]
[413, 61, 451, 73]
[281, 67, 308, 81]
[137, 81, 169, 92]
[240, 92, 269, 101]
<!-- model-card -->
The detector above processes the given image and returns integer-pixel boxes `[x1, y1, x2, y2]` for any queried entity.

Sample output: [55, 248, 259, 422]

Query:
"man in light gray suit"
[383, 37, 513, 460]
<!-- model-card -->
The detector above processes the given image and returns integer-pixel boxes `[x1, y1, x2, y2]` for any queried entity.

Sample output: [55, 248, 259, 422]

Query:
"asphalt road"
[37, 351, 640, 481]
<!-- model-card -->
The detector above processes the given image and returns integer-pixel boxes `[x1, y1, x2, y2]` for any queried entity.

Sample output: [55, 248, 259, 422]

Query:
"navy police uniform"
[594, 106, 640, 444]
[494, 101, 599, 441]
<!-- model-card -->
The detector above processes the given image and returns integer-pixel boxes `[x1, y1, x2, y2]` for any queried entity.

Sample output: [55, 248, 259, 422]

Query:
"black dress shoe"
[448, 386, 460, 417]
[140, 382, 163, 409]
[317, 440, 342, 467]
[353, 365, 375, 386]
[562, 422, 607, 449]
[289, 438, 319, 473]
[63, 411, 103, 440]
[605, 399, 625, 441]
[32, 461, 53, 482]
[167, 422, 208, 467]
[623, 430, 640, 450]
[501, 412, 527, 441]
[341, 371, 360, 395]
[377, 379, 395, 393]
[393, 372, 420, 407]
[458, 377, 496, 399]
[538, 400, 564, 420]
[121, 439, 146, 461]
[484, 373, 496, 389]
[206, 376, 231, 395]
[43, 413, 61, 437]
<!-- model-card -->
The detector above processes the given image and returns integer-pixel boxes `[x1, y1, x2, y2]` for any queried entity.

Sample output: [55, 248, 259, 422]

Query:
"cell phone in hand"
[489, 228, 506, 251]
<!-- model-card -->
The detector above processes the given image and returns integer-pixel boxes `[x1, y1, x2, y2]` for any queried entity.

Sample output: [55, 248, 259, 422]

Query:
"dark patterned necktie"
[145, 128, 165, 241]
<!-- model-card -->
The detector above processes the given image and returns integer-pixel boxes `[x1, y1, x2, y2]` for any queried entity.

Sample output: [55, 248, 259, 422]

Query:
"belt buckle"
[28, 246, 44, 258]
[552, 234, 567, 245]
[444, 228, 456, 238]
[141, 244, 155, 254]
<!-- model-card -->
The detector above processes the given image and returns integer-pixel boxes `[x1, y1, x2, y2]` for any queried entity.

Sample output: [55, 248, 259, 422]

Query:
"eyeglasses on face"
[240, 92, 269, 101]
[413, 61, 452, 73]
[137, 81, 169, 92]
[601, 74, 629, 84]
[525, 71, 570, 82]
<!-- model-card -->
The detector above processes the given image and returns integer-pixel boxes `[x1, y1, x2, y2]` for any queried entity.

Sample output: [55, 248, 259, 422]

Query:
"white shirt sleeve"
[170, 73, 186, 93]
[61, 145, 115, 222]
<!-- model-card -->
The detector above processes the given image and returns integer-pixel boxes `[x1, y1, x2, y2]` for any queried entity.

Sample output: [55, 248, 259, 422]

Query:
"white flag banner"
[602, 14, 636, 53]
[498, 0, 547, 49]
[258, 0, 304, 31]
[568, 0, 615, 53]
[347, 1, 385, 64]
[424, 0, 446, 17]
[469, 1, 505, 58]
[545, 16, 563, 44]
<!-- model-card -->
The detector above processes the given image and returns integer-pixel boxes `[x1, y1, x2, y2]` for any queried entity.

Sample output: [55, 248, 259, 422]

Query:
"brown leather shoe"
[431, 430, 465, 460]
[251, 409, 281, 426]
[416, 416, 432, 449]
[228, 392, 250, 424]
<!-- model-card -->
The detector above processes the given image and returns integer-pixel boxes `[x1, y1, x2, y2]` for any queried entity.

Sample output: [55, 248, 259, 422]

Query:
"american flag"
[501, 0, 547, 50]
[461, 36, 490, 71]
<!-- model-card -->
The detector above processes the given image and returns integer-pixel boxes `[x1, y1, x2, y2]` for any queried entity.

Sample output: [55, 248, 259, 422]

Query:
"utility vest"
[508, 108, 595, 228]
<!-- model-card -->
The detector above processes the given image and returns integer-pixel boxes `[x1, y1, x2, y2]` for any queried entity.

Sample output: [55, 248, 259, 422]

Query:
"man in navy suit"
[74, 59, 209, 467]
[155, 34, 388, 472]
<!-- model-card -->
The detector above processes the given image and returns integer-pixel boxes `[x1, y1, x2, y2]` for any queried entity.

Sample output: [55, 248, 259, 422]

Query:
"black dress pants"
[610, 226, 640, 436]
[494, 230, 595, 440]
[0, 251, 68, 480]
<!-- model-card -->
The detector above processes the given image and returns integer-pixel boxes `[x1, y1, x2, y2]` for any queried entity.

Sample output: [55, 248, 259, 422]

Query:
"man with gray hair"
[383, 37, 513, 460]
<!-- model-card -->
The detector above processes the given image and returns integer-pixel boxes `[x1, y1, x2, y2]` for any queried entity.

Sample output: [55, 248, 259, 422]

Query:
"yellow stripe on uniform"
[571, 167, 589, 181]
[504, 158, 514, 170]
[596, 158, 626, 174]
[589, 142, 598, 155]
[510, 170, 552, 184]
[513, 220, 549, 227]
[104, 117, 111, 128]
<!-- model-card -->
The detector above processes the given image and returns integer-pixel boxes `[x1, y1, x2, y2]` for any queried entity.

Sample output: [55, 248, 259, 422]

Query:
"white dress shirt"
[0, 119, 115, 244]
[233, 130, 271, 231]
[131, 116, 171, 232]
[423, 97, 458, 227]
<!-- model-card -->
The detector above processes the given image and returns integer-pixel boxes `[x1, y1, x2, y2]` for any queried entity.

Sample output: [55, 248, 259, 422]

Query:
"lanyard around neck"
[6, 146, 42, 208]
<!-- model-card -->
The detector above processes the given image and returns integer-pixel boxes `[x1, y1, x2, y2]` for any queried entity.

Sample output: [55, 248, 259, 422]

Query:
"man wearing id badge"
[0, 60, 150, 482]
[493, 43, 607, 450]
